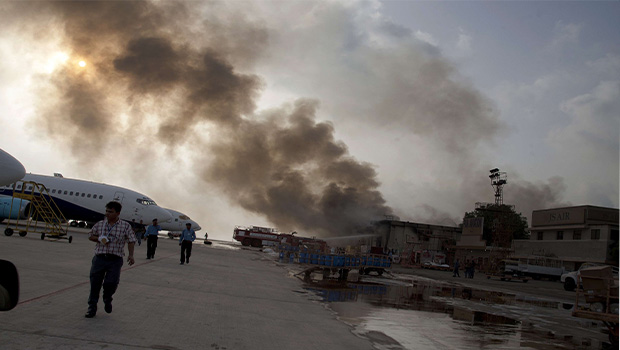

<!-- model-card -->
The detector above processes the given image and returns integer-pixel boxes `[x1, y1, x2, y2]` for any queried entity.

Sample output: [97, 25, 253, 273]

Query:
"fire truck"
[233, 225, 327, 251]
[233, 225, 281, 247]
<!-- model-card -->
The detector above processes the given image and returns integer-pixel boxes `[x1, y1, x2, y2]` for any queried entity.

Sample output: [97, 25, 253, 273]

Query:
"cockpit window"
[136, 198, 157, 206]
[179, 215, 190, 220]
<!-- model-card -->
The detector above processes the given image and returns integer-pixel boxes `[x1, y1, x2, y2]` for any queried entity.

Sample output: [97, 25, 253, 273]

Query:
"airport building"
[373, 220, 462, 265]
[512, 205, 619, 269]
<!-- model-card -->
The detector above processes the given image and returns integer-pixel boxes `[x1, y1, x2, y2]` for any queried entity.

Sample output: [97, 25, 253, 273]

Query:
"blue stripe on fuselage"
[0, 189, 104, 222]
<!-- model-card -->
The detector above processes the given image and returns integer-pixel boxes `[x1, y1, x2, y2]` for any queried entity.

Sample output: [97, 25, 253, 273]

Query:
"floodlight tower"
[489, 168, 507, 205]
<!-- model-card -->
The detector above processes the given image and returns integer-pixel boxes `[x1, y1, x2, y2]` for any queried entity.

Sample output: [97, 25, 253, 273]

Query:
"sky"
[0, 1, 618, 240]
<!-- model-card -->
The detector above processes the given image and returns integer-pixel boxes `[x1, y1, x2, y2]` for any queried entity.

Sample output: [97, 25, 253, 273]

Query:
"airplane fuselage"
[0, 173, 172, 226]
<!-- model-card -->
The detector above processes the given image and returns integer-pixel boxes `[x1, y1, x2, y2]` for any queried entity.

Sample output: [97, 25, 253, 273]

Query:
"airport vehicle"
[233, 225, 282, 247]
[1, 173, 172, 234]
[572, 265, 619, 346]
[234, 225, 327, 250]
[485, 259, 531, 282]
[561, 263, 619, 292]
[160, 208, 202, 238]
[503, 256, 566, 281]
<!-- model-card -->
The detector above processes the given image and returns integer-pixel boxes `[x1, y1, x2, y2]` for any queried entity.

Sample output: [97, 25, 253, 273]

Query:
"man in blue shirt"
[179, 223, 196, 265]
[144, 219, 161, 259]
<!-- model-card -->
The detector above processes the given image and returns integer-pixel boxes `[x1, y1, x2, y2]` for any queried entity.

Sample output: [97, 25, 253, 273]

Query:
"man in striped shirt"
[85, 201, 136, 318]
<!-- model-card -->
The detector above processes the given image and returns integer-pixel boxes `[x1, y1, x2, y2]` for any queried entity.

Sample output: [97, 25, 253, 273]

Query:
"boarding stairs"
[7, 181, 71, 242]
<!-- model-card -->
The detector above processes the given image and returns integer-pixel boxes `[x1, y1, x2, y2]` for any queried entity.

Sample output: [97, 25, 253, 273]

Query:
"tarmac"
[1, 227, 615, 350]
[0, 229, 376, 350]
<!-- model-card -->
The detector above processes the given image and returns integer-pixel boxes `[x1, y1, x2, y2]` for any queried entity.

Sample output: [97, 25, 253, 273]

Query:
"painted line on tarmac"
[17, 252, 177, 306]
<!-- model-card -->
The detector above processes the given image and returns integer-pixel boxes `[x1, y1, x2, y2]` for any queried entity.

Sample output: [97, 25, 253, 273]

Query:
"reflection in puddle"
[302, 274, 610, 350]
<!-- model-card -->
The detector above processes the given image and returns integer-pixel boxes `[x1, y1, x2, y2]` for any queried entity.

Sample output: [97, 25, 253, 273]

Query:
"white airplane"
[0, 148, 23, 310]
[0, 148, 25, 186]
[0, 173, 172, 228]
[159, 208, 202, 238]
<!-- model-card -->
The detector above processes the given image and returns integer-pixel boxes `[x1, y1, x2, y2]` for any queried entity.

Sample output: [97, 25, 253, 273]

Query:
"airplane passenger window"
[70, 192, 73, 195]
[64, 191, 68, 195]
[87, 194, 91, 198]
[52, 189, 56, 193]
[99, 195, 103, 199]
[76, 192, 79, 196]
[81, 193, 85, 197]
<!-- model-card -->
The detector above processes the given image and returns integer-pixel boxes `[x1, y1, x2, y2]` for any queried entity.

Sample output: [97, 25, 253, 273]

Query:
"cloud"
[549, 20, 582, 51]
[455, 27, 473, 57]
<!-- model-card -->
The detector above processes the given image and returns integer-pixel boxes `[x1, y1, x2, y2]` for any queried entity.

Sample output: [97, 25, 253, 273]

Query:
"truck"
[233, 225, 281, 247]
[504, 256, 566, 281]
[233, 225, 327, 251]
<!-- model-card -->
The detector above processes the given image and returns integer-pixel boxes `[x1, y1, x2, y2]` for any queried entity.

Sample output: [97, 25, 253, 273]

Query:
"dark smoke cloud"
[204, 99, 392, 236]
[509, 176, 572, 218]
[7, 0, 390, 237]
[3, 1, 572, 236]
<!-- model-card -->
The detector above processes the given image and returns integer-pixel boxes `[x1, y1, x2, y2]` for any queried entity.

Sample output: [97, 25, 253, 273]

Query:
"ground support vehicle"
[234, 225, 327, 250]
[504, 256, 566, 281]
[485, 259, 530, 282]
[234, 225, 281, 247]
[562, 263, 619, 292]
[571, 265, 619, 347]
[421, 262, 451, 271]
[295, 253, 392, 281]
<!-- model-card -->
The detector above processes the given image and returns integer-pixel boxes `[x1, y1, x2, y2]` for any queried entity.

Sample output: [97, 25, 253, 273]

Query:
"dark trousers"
[181, 241, 193, 263]
[88, 254, 123, 311]
[146, 235, 158, 259]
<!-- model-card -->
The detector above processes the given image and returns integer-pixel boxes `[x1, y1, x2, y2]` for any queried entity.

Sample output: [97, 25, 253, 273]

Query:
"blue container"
[311, 254, 319, 265]
[361, 256, 367, 266]
[325, 255, 333, 267]
[374, 257, 381, 267]
[345, 257, 351, 266]
[289, 253, 295, 263]
[320, 255, 326, 266]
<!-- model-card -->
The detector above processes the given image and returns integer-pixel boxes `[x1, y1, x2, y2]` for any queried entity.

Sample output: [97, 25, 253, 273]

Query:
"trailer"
[295, 253, 392, 281]
[572, 265, 619, 347]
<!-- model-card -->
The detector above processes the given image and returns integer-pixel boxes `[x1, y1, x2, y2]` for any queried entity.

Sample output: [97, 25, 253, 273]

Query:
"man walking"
[85, 201, 136, 318]
[179, 223, 196, 265]
[144, 218, 161, 259]
[453, 259, 460, 278]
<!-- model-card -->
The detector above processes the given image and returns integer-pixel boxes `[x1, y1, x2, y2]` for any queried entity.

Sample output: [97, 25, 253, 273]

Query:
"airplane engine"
[0, 197, 30, 220]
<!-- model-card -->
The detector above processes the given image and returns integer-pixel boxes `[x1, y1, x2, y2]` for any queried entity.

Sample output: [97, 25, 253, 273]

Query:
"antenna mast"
[489, 168, 507, 205]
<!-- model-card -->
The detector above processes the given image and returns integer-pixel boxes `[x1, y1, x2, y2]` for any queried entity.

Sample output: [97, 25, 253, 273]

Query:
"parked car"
[561, 263, 619, 291]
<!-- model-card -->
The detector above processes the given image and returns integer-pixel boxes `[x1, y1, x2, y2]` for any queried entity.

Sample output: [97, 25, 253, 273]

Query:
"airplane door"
[131, 208, 143, 225]
[113, 191, 124, 203]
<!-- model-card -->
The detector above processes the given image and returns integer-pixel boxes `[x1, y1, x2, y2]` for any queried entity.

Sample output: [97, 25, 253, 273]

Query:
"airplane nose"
[192, 221, 201, 231]
[152, 206, 173, 222]
[0, 148, 26, 186]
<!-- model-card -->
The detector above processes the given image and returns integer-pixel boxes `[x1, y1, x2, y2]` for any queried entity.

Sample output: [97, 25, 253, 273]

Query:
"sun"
[78, 60, 87, 67]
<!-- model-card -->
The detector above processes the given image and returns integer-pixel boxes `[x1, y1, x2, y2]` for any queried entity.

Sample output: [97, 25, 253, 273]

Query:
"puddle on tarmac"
[301, 272, 612, 350]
